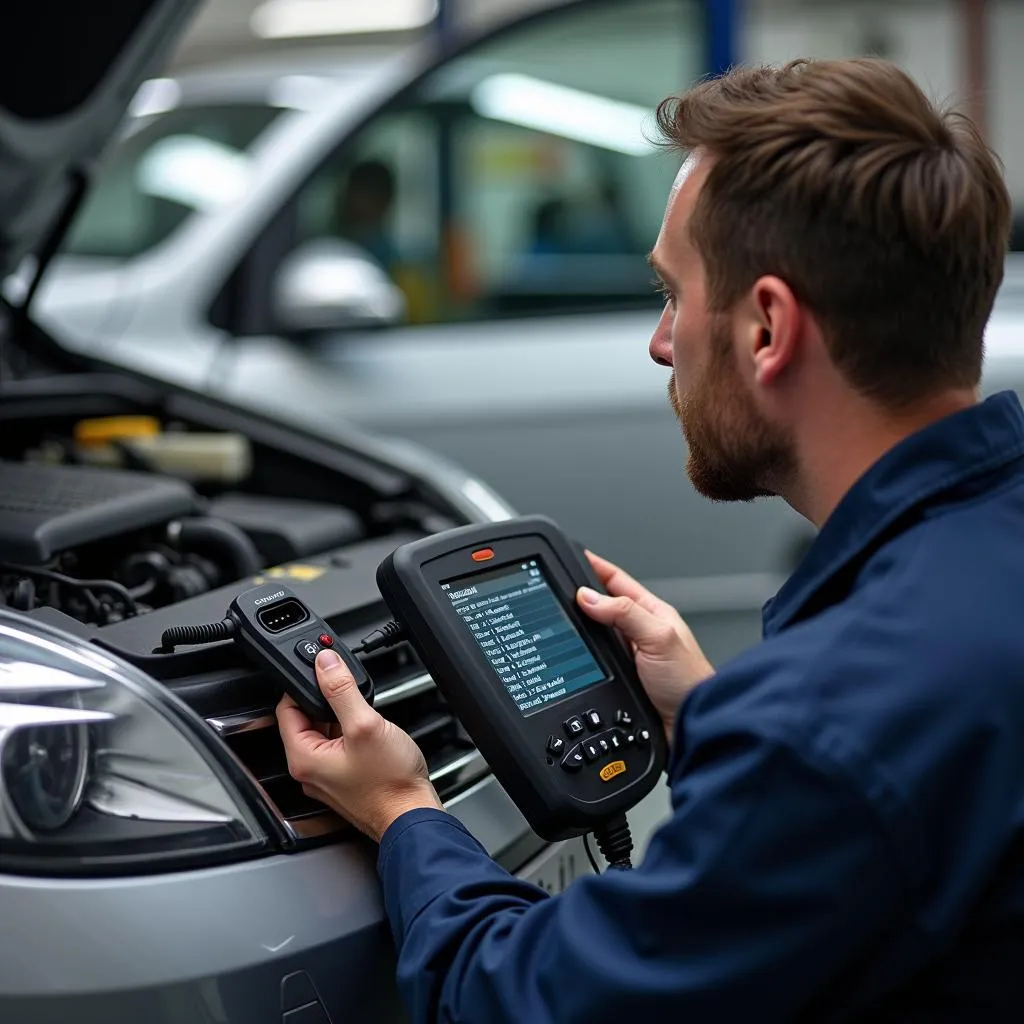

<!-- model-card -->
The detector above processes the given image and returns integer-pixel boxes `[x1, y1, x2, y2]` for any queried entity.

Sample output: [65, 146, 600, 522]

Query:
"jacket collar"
[762, 390, 1024, 636]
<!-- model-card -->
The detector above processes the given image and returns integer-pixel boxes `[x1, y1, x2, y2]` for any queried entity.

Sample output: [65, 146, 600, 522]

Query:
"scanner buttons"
[295, 639, 323, 664]
[563, 715, 585, 738]
[561, 745, 585, 772]
[584, 709, 603, 730]
[295, 632, 335, 665]
[559, 718, 650, 775]
[582, 731, 619, 763]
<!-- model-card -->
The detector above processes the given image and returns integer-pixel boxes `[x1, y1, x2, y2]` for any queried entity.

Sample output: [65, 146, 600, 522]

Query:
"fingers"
[276, 694, 335, 745]
[584, 550, 664, 613]
[577, 588, 677, 655]
[276, 695, 329, 782]
[315, 649, 379, 736]
[276, 694, 314, 742]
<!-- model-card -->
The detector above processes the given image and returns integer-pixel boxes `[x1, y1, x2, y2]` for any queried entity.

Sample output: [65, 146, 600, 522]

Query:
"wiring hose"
[160, 618, 236, 653]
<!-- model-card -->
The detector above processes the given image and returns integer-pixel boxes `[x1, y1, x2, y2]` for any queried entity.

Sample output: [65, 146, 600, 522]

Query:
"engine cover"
[0, 461, 196, 562]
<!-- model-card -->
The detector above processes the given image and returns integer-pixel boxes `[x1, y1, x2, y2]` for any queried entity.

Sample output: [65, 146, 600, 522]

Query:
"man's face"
[648, 154, 794, 501]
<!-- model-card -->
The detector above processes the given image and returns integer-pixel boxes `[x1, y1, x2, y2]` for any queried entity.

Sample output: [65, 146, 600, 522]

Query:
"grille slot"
[207, 633, 490, 843]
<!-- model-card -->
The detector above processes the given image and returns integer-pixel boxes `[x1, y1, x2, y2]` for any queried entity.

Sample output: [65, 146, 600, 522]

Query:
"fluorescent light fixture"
[137, 136, 252, 212]
[251, 0, 438, 39]
[471, 73, 657, 157]
[268, 74, 336, 110]
[130, 78, 181, 119]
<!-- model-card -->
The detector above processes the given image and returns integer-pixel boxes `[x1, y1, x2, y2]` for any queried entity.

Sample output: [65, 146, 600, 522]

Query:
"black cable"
[160, 618, 236, 653]
[593, 812, 634, 870]
[0, 563, 138, 619]
[583, 833, 602, 875]
[352, 620, 406, 655]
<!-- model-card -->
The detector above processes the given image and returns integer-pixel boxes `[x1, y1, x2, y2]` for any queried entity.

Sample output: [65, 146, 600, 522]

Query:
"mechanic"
[277, 57, 1024, 1021]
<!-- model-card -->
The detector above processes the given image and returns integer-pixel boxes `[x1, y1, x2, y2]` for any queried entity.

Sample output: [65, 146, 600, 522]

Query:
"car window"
[61, 103, 284, 260]
[430, 0, 704, 321]
[294, 112, 443, 324]
[249, 0, 703, 331]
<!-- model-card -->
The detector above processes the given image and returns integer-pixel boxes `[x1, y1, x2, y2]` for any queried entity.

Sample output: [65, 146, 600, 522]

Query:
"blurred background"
[167, 0, 1019, 207]
[18, 0, 1024, 666]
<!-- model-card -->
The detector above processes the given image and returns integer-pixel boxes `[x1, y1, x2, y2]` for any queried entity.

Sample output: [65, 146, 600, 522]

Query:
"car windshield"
[60, 102, 283, 260]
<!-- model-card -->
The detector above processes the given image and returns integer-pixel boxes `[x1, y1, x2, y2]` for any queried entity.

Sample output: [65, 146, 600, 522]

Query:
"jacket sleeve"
[377, 730, 914, 1024]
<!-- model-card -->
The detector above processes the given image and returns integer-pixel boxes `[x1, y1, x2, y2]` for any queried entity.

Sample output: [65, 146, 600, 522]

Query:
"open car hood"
[0, 1, 202, 283]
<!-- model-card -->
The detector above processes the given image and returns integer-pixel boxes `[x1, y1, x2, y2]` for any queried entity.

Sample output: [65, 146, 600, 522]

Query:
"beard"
[669, 317, 795, 502]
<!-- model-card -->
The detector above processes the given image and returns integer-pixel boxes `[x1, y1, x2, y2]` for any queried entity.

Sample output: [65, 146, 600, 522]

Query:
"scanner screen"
[443, 559, 606, 716]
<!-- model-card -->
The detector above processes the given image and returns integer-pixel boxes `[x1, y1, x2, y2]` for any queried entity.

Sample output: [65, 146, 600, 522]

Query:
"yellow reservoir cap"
[75, 416, 161, 447]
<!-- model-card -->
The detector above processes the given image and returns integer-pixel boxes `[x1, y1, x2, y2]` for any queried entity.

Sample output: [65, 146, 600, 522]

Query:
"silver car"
[29, 0, 1024, 675]
[3, 2, 671, 1020]
[5, 2, 1024, 1020]
[23, 0, 809, 673]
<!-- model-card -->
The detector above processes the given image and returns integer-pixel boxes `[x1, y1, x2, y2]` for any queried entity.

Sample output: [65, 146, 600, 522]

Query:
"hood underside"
[0, 0, 202, 283]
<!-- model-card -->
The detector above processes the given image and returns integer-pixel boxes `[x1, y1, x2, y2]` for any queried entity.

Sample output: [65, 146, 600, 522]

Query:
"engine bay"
[0, 453, 367, 635]
[0, 373, 454, 648]
[0, 367, 502, 850]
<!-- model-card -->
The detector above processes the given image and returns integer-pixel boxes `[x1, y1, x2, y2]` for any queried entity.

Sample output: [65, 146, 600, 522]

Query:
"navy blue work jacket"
[377, 391, 1024, 1022]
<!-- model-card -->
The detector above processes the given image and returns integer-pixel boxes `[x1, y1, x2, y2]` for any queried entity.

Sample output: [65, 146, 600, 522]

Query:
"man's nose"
[649, 307, 674, 367]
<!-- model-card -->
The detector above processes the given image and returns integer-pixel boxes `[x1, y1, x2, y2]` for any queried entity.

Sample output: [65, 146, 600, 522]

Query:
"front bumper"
[0, 773, 553, 1024]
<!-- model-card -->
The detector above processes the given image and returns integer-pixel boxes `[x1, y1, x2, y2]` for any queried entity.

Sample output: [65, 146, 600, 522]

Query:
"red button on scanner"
[471, 548, 495, 562]
[318, 633, 334, 647]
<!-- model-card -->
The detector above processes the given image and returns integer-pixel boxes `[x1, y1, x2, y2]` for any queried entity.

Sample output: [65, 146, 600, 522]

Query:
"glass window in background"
[281, 0, 703, 326]
[62, 102, 284, 260]
[293, 112, 442, 324]
[420, 0, 704, 321]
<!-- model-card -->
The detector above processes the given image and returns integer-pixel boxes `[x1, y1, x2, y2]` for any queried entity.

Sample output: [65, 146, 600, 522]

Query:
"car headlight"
[0, 613, 269, 875]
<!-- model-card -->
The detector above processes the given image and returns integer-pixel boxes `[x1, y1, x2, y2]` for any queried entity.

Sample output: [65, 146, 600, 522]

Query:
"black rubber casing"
[377, 515, 667, 842]
[228, 582, 373, 721]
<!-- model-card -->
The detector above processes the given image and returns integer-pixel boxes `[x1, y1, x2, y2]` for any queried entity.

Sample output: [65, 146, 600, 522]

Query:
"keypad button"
[582, 738, 602, 763]
[608, 729, 626, 751]
[615, 710, 634, 727]
[597, 736, 611, 756]
[294, 638, 322, 664]
[635, 727, 652, 747]
[563, 715, 585, 738]
[546, 735, 566, 757]
[584, 709, 603, 731]
[561, 744, 585, 772]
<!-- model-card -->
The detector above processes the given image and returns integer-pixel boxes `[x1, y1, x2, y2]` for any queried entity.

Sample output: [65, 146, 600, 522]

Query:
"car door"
[218, 0, 813, 668]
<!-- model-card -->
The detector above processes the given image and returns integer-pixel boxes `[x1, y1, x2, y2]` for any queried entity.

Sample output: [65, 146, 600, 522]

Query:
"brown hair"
[656, 58, 1011, 407]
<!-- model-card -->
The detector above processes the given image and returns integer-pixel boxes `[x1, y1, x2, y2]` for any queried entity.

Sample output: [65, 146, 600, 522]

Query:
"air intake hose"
[169, 517, 262, 580]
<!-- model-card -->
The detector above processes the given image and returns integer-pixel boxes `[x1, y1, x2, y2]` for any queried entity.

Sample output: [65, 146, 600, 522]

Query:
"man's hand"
[577, 551, 714, 739]
[276, 649, 443, 842]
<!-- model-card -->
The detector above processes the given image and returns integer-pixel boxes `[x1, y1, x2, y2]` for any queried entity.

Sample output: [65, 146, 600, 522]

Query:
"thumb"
[315, 649, 375, 731]
[577, 587, 677, 656]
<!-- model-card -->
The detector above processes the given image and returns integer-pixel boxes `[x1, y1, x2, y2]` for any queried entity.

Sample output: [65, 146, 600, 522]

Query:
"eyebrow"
[646, 251, 676, 288]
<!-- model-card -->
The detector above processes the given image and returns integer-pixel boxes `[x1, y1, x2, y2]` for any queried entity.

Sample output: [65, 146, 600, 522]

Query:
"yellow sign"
[599, 760, 627, 783]
[251, 563, 326, 585]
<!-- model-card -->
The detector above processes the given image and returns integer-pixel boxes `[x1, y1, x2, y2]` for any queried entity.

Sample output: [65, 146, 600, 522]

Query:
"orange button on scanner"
[471, 548, 495, 562]
[599, 760, 627, 783]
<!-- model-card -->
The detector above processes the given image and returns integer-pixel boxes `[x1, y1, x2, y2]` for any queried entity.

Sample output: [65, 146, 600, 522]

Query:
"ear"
[741, 275, 801, 387]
